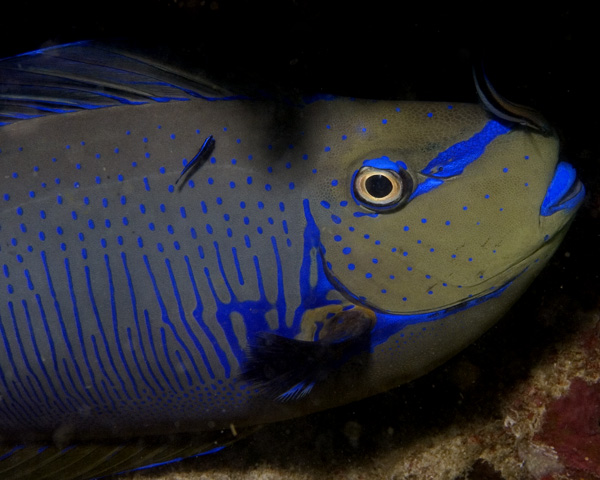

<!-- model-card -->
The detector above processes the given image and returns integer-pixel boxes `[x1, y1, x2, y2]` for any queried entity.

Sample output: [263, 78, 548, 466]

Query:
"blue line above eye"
[362, 156, 408, 172]
[422, 120, 511, 178]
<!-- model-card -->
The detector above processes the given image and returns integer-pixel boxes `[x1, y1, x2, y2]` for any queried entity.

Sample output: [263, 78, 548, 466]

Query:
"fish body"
[0, 44, 584, 478]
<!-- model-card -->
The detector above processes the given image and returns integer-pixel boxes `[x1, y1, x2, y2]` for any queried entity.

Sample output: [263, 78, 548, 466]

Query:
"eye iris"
[365, 174, 393, 198]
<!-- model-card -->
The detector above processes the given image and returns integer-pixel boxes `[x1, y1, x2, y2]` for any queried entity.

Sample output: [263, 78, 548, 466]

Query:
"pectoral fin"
[242, 306, 376, 402]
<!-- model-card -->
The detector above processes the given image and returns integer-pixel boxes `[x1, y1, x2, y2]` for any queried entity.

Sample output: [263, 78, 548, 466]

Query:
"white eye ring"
[353, 166, 412, 209]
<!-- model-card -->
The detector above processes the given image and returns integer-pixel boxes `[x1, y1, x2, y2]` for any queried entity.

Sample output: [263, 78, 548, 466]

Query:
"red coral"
[535, 377, 600, 479]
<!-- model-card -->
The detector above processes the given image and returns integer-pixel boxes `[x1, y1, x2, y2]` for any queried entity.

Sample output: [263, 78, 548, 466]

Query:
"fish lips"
[540, 161, 585, 217]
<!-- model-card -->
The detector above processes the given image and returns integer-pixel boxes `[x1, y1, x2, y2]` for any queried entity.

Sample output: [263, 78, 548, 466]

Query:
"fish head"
[305, 98, 584, 315]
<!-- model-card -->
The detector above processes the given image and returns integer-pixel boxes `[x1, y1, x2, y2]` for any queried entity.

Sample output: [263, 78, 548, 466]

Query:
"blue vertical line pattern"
[22, 299, 68, 414]
[7, 302, 44, 406]
[84, 265, 127, 397]
[0, 307, 38, 410]
[143, 255, 205, 385]
[164, 257, 206, 384]
[90, 335, 118, 409]
[64, 258, 103, 405]
[174, 350, 193, 386]
[292, 199, 341, 331]
[104, 254, 141, 400]
[121, 252, 166, 393]
[231, 247, 244, 286]
[35, 294, 75, 409]
[143, 310, 178, 394]
[270, 236, 287, 332]
[126, 327, 157, 397]
[160, 327, 185, 391]
[184, 255, 227, 379]
[0, 312, 37, 426]
[40, 251, 89, 405]
[8, 301, 51, 409]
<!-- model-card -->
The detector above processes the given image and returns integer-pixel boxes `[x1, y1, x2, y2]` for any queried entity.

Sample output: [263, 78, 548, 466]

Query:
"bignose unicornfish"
[0, 43, 585, 479]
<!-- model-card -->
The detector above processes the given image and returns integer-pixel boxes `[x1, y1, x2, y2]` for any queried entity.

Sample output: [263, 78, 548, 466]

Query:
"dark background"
[1, 2, 598, 478]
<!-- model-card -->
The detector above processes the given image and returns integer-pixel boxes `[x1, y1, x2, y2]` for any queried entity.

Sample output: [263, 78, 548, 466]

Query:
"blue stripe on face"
[409, 119, 512, 201]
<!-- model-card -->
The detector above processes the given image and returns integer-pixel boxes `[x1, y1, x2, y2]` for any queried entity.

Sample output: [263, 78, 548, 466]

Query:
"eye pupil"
[365, 175, 393, 198]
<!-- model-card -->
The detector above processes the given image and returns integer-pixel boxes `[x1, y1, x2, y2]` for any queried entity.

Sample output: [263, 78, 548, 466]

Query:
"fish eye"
[353, 166, 413, 210]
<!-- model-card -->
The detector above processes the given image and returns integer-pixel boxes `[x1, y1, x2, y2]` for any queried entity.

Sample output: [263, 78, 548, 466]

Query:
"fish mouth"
[540, 161, 585, 216]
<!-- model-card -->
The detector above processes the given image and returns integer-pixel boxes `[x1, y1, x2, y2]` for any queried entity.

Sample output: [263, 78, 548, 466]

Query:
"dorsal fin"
[473, 65, 553, 135]
[0, 41, 243, 127]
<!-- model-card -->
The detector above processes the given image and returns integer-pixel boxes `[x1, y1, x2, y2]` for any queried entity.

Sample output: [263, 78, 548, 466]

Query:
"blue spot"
[407, 266, 413, 271]
[320, 200, 330, 209]
[342, 135, 347, 140]
[372, 258, 378, 264]
[88, 220, 95, 229]
[445, 220, 451, 225]
[331, 179, 339, 186]
[265, 184, 272, 191]
[39, 231, 46, 241]
[83, 197, 90, 205]
[343, 247, 351, 255]
[240, 201, 247, 209]
[289, 182, 295, 190]
[257, 201, 264, 210]
[382, 119, 387, 124]
[16, 207, 23, 216]
[206, 224, 213, 234]
[140, 204, 146, 214]
[247, 176, 253, 184]
[463, 206, 468, 211]
[331, 215, 341, 224]
[208, 177, 214, 185]
[403, 226, 409, 231]
[324, 146, 331, 152]
[427, 112, 433, 118]
[216, 197, 223, 205]
[421, 218, 427, 224]
[334, 235, 342, 242]
[348, 263, 355, 270]
[365, 272, 372, 279]
[279, 202, 285, 212]
[229, 181, 236, 189]
[503, 167, 508, 173]
[157, 243, 164, 252]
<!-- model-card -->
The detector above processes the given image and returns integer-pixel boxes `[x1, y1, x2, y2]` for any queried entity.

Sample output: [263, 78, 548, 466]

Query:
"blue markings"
[540, 161, 585, 216]
[422, 120, 511, 177]
[409, 178, 444, 200]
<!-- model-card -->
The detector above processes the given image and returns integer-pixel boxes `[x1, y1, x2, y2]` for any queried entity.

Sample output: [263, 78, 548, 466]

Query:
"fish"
[0, 42, 585, 479]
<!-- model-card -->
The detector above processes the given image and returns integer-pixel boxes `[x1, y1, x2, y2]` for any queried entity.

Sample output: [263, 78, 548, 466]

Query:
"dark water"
[1, 3, 598, 479]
